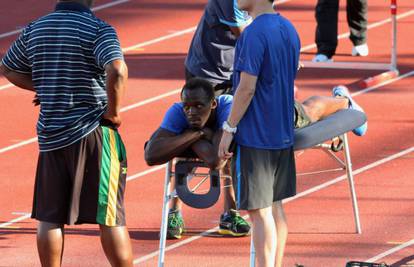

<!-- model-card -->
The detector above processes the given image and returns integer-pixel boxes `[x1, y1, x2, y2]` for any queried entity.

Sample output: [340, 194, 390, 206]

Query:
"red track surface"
[0, 0, 413, 266]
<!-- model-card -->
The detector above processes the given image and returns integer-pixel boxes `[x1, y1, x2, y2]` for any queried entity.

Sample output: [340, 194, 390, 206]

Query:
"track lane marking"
[365, 238, 414, 263]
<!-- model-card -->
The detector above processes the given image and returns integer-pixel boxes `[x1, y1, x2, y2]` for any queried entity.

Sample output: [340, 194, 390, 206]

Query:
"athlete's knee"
[302, 96, 326, 122]
[248, 207, 272, 222]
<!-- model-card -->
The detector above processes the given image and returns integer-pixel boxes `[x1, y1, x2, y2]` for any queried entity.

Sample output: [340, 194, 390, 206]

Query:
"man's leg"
[248, 207, 276, 267]
[223, 176, 236, 211]
[315, 0, 340, 58]
[301, 95, 348, 122]
[169, 176, 183, 211]
[100, 225, 133, 267]
[36, 221, 64, 267]
[273, 201, 288, 267]
[166, 177, 185, 239]
[218, 161, 251, 236]
[347, 0, 368, 46]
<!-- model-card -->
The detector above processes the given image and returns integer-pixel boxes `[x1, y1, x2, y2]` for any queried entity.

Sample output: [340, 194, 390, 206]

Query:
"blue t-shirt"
[160, 95, 233, 134]
[233, 14, 300, 149]
[185, 0, 250, 85]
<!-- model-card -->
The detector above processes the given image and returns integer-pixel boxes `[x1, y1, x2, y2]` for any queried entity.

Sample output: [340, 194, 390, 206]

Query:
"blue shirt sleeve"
[234, 30, 265, 77]
[2, 27, 31, 74]
[215, 95, 233, 129]
[93, 24, 124, 69]
[216, 0, 251, 27]
[160, 103, 189, 134]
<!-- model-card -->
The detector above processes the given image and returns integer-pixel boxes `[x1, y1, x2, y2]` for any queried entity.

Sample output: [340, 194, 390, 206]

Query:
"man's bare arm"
[190, 129, 223, 169]
[0, 62, 34, 91]
[103, 59, 128, 128]
[218, 72, 257, 160]
[144, 128, 204, 166]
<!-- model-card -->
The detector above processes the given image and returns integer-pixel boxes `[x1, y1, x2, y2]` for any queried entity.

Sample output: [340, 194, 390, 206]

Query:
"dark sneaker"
[218, 209, 250, 237]
[166, 210, 185, 239]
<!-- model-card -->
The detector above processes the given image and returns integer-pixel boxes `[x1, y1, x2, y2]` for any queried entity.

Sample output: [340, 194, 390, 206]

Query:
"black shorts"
[185, 68, 233, 96]
[294, 100, 312, 129]
[31, 126, 127, 226]
[233, 145, 296, 210]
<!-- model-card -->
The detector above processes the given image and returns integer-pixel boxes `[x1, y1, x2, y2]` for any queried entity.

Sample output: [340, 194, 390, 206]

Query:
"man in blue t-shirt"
[218, 0, 301, 266]
[185, 0, 251, 95]
[145, 78, 250, 239]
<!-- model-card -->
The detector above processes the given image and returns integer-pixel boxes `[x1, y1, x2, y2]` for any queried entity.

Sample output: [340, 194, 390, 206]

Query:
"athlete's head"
[181, 78, 217, 129]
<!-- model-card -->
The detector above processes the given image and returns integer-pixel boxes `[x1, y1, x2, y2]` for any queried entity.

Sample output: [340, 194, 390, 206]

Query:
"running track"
[0, 0, 413, 266]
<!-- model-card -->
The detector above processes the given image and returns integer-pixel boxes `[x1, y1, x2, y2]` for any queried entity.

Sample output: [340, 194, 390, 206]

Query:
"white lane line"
[132, 146, 414, 265]
[0, 83, 14, 91]
[91, 0, 129, 12]
[122, 27, 196, 53]
[120, 89, 180, 112]
[126, 165, 166, 182]
[0, 0, 130, 39]
[0, 67, 412, 156]
[365, 238, 414, 263]
[0, 213, 31, 228]
[0, 137, 38, 154]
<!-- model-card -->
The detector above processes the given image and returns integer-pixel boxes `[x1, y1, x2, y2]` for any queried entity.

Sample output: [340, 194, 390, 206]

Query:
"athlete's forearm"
[104, 59, 128, 127]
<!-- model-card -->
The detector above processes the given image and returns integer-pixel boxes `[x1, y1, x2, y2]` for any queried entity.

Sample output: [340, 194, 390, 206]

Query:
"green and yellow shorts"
[32, 125, 127, 226]
[294, 101, 312, 129]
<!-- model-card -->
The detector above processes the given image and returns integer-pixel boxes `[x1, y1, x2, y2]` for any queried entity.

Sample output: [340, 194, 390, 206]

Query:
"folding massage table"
[157, 109, 367, 267]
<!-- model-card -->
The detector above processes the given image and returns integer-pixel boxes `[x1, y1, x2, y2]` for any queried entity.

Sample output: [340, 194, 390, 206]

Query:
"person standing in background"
[312, 0, 368, 62]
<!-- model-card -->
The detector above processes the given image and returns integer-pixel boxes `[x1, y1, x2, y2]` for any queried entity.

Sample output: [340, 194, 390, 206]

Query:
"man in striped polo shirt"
[0, 0, 133, 266]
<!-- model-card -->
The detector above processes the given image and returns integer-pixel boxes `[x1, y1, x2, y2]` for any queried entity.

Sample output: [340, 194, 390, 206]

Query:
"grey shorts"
[294, 101, 312, 129]
[233, 145, 296, 210]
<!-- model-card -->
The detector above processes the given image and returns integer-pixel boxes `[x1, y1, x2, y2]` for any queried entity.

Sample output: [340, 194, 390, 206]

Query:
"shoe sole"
[218, 229, 250, 237]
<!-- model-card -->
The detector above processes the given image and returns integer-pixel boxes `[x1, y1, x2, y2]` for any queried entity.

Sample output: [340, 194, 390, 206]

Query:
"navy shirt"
[233, 14, 301, 149]
[2, 2, 123, 152]
[185, 0, 250, 85]
[160, 95, 233, 134]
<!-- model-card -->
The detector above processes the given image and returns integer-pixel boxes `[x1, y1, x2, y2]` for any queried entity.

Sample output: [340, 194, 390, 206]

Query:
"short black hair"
[181, 77, 215, 102]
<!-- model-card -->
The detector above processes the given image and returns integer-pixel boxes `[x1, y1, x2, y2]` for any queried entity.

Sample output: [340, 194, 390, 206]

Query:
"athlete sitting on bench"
[144, 77, 251, 239]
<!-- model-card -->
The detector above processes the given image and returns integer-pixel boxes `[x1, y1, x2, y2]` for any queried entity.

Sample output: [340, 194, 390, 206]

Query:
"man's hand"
[32, 94, 40, 106]
[218, 130, 234, 160]
[102, 112, 121, 128]
[104, 59, 127, 129]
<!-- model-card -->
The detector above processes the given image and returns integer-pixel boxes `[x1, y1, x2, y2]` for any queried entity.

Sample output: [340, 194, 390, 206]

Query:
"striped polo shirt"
[1, 2, 123, 152]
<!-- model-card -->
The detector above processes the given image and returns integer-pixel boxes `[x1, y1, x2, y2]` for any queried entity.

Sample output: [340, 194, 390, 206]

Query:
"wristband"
[222, 121, 237, 134]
